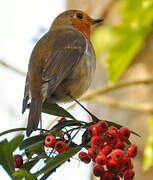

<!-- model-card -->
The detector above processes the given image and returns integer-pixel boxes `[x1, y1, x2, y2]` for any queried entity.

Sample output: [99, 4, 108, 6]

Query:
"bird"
[22, 10, 103, 136]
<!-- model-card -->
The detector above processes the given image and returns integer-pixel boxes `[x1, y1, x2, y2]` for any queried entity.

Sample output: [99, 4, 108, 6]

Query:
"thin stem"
[67, 94, 99, 122]
[0, 59, 26, 76]
[92, 96, 153, 113]
[46, 116, 59, 130]
[46, 78, 153, 129]
[80, 78, 153, 101]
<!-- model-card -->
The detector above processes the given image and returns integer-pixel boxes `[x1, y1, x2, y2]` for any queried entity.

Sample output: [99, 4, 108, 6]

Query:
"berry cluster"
[45, 134, 67, 153]
[44, 117, 70, 152]
[78, 121, 138, 180]
[14, 118, 68, 169]
[13, 117, 138, 180]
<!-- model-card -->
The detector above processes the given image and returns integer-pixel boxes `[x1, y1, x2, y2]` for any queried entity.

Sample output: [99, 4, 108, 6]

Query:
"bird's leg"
[67, 94, 99, 122]
[39, 115, 44, 134]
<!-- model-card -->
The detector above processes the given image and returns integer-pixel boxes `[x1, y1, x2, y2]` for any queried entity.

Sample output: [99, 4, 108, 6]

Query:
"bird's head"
[51, 10, 103, 40]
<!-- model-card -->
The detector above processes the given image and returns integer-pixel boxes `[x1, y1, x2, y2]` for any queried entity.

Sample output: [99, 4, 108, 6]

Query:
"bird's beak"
[92, 19, 104, 25]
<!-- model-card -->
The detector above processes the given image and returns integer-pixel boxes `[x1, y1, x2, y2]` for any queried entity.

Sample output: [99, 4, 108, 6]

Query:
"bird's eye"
[76, 13, 83, 19]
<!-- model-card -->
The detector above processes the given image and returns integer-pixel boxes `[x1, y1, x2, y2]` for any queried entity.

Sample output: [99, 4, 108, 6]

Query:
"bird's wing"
[42, 28, 87, 98]
[22, 74, 29, 114]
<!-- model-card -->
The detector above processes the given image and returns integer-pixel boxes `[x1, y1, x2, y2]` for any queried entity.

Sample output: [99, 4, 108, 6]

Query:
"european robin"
[22, 10, 103, 136]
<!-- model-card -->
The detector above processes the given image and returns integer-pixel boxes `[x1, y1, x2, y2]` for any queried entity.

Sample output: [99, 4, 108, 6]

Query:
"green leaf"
[130, 129, 141, 137]
[0, 139, 15, 177]
[21, 159, 39, 171]
[143, 134, 153, 171]
[92, 0, 153, 83]
[105, 120, 141, 137]
[0, 128, 26, 137]
[0, 135, 24, 177]
[125, 140, 131, 146]
[8, 134, 24, 152]
[13, 169, 37, 180]
[19, 135, 45, 150]
[25, 144, 46, 159]
[26, 144, 45, 155]
[149, 116, 153, 126]
[143, 116, 153, 171]
[35, 146, 82, 176]
[82, 129, 91, 144]
[20, 120, 86, 150]
[51, 119, 86, 131]
[121, 0, 153, 25]
[42, 102, 75, 119]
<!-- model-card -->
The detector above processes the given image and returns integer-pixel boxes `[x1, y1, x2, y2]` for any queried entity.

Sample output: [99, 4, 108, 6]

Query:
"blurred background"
[0, 0, 153, 179]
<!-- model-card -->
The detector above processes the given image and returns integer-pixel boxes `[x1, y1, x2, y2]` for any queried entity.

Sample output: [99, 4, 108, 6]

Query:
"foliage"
[92, 0, 153, 83]
[0, 135, 24, 178]
[143, 116, 153, 171]
[0, 103, 139, 179]
[1, 0, 153, 178]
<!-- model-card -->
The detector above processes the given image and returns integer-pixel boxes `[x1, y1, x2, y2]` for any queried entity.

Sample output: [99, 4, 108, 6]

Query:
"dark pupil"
[76, 13, 83, 19]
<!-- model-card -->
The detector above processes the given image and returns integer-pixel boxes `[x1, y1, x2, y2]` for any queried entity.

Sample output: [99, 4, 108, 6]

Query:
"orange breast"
[72, 19, 92, 40]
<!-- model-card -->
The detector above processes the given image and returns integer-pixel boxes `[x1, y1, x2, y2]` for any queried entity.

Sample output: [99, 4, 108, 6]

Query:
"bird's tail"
[26, 96, 43, 136]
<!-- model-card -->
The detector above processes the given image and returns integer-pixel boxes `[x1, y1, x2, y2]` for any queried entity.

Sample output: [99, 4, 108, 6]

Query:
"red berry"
[88, 125, 99, 136]
[97, 121, 108, 133]
[45, 135, 56, 147]
[14, 154, 23, 168]
[88, 147, 97, 160]
[100, 176, 105, 180]
[119, 127, 130, 141]
[111, 149, 124, 163]
[121, 155, 132, 170]
[113, 175, 120, 180]
[127, 144, 138, 158]
[101, 144, 112, 156]
[118, 172, 124, 179]
[91, 136, 104, 149]
[78, 151, 91, 164]
[130, 163, 134, 169]
[106, 159, 119, 172]
[78, 151, 86, 159]
[93, 165, 105, 177]
[104, 130, 118, 144]
[103, 171, 115, 180]
[123, 169, 135, 180]
[109, 126, 118, 132]
[114, 140, 125, 150]
[54, 140, 66, 153]
[59, 117, 67, 123]
[83, 156, 91, 164]
[96, 153, 107, 165]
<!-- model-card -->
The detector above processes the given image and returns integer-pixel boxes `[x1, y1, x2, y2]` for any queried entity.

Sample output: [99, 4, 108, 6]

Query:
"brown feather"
[22, 75, 29, 114]
[26, 96, 42, 136]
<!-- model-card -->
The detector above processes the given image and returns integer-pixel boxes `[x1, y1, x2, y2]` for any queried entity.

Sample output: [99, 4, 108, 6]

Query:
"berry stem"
[68, 94, 99, 122]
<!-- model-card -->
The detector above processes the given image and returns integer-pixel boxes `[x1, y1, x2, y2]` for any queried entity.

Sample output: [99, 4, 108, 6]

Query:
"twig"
[46, 116, 59, 130]
[0, 59, 26, 76]
[92, 96, 153, 113]
[80, 78, 153, 101]
[67, 94, 99, 122]
[46, 78, 153, 129]
[46, 103, 79, 130]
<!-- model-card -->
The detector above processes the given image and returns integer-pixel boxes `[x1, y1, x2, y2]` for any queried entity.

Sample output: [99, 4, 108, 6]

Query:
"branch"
[81, 78, 153, 101]
[92, 96, 153, 113]
[64, 78, 153, 113]
[0, 59, 26, 76]
[46, 78, 153, 129]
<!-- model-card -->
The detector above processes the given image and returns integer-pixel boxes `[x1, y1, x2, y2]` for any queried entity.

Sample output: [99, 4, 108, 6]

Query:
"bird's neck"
[72, 21, 91, 41]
